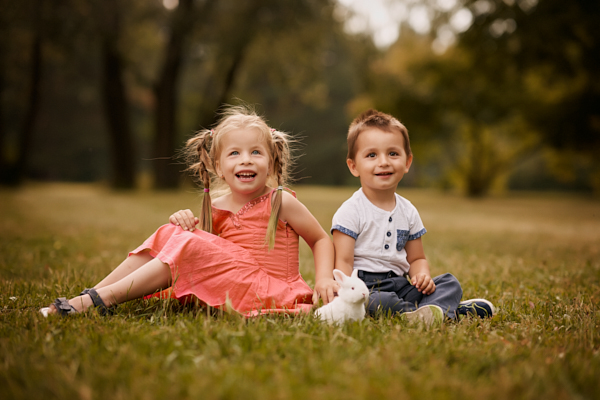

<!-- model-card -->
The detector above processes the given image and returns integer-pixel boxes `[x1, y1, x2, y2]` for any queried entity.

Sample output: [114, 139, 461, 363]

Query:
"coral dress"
[129, 189, 313, 316]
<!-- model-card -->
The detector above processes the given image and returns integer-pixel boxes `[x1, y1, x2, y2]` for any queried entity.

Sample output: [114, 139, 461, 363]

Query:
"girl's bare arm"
[279, 191, 338, 304]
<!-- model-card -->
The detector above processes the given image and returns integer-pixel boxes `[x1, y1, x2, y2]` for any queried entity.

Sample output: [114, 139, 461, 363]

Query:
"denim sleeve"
[331, 199, 360, 239]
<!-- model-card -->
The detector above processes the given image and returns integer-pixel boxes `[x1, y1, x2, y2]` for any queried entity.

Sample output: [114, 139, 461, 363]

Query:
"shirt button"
[386, 231, 391, 237]
[389, 217, 392, 222]
[384, 244, 389, 250]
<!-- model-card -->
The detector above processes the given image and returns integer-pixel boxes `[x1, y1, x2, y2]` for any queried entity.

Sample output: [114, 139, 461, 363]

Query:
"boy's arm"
[332, 230, 355, 276]
[279, 192, 337, 304]
[405, 237, 436, 295]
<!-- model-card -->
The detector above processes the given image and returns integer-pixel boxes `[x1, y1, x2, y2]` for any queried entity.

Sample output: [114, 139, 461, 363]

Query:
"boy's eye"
[366, 153, 376, 158]
[389, 152, 399, 156]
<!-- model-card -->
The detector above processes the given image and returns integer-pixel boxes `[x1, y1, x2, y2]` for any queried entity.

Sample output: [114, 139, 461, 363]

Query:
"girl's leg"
[97, 257, 172, 307]
[51, 257, 172, 313]
[92, 251, 154, 289]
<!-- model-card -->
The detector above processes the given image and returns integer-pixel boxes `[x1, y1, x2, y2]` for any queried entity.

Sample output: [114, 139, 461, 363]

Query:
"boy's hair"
[347, 109, 411, 160]
[183, 104, 294, 249]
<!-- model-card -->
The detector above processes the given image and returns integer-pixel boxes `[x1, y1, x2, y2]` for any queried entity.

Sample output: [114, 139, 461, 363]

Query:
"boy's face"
[347, 128, 413, 194]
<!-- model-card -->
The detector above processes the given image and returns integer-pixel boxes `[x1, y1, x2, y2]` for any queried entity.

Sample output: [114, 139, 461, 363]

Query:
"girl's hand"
[313, 277, 339, 305]
[411, 272, 436, 295]
[169, 209, 199, 232]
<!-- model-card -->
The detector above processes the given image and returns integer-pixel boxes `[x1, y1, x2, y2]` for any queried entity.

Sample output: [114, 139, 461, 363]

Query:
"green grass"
[1, 183, 599, 400]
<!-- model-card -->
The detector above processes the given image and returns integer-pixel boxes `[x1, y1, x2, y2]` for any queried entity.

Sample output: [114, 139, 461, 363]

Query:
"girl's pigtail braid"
[265, 129, 288, 249]
[197, 130, 213, 233]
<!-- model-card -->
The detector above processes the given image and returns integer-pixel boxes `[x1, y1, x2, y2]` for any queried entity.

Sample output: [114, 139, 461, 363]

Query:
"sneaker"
[457, 299, 495, 318]
[404, 305, 444, 327]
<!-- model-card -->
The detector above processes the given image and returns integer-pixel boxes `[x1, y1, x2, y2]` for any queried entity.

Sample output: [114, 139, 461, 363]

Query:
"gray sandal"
[40, 289, 113, 317]
[39, 297, 78, 317]
[86, 288, 113, 316]
[51, 297, 79, 316]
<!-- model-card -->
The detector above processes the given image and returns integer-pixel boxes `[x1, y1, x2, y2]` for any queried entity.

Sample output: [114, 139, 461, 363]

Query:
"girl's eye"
[252, 150, 260, 155]
[230, 151, 239, 156]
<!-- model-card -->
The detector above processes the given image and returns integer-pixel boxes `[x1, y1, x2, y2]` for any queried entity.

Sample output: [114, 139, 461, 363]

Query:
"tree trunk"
[0, 26, 7, 183]
[197, 3, 260, 129]
[196, 41, 251, 130]
[3, 0, 43, 186]
[98, 0, 136, 189]
[152, 0, 198, 189]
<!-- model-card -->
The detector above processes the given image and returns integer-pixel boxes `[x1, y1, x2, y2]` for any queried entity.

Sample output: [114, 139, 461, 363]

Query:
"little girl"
[41, 105, 338, 317]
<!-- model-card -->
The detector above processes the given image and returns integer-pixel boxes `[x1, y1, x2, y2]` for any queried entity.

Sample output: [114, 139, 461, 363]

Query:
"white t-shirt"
[331, 188, 426, 276]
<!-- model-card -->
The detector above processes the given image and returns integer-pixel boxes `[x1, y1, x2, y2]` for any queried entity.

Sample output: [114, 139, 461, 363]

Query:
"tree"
[194, 1, 264, 130]
[153, 0, 213, 189]
[95, 0, 136, 189]
[0, 0, 43, 186]
[457, 0, 600, 192]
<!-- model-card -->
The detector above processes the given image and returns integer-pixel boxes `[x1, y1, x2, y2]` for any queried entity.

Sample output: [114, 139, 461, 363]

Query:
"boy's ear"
[346, 158, 360, 177]
[405, 154, 413, 172]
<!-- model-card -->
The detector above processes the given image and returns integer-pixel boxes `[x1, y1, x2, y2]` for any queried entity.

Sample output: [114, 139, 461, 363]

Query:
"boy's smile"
[347, 128, 413, 203]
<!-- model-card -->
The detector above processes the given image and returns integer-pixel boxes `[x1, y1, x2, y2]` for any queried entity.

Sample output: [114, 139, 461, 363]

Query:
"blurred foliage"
[353, 30, 539, 196]
[0, 0, 598, 195]
[456, 0, 600, 194]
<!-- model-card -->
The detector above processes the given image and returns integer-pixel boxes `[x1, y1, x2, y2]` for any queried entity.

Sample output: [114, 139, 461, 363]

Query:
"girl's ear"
[346, 158, 360, 177]
[214, 160, 221, 177]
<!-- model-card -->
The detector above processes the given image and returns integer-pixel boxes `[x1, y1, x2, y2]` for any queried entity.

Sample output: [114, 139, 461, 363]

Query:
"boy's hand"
[313, 277, 339, 305]
[169, 209, 199, 231]
[411, 272, 436, 295]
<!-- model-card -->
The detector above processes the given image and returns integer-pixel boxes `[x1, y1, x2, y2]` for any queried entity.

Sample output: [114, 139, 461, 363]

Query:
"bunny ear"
[333, 269, 347, 283]
[350, 269, 359, 278]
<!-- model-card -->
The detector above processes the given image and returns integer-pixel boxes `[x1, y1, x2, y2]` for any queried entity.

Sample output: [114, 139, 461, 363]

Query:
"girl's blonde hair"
[184, 104, 293, 249]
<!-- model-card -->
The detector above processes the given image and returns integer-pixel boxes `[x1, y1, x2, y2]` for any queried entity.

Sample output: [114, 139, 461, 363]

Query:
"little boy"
[331, 109, 494, 326]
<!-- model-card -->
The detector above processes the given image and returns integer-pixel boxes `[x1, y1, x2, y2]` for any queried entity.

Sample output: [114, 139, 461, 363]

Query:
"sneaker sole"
[405, 305, 444, 327]
[459, 298, 496, 315]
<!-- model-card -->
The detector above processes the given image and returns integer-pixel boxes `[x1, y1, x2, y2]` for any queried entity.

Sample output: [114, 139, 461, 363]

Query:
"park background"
[1, 0, 599, 196]
[1, 1, 600, 399]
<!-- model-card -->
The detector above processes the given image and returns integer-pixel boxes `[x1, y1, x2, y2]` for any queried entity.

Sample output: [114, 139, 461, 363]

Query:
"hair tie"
[203, 188, 210, 193]
[277, 186, 283, 191]
[270, 128, 276, 133]
[209, 129, 214, 137]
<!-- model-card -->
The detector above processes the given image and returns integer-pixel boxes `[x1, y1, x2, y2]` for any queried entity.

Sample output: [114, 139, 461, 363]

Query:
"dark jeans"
[358, 270, 463, 319]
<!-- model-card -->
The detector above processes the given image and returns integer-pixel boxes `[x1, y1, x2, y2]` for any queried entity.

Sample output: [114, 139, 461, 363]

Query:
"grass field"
[1, 183, 599, 400]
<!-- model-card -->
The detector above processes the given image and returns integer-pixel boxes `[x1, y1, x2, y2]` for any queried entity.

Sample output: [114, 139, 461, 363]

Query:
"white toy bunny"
[315, 269, 369, 325]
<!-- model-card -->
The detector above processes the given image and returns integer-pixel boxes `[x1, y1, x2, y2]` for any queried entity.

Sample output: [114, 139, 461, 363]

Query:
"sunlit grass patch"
[1, 184, 599, 399]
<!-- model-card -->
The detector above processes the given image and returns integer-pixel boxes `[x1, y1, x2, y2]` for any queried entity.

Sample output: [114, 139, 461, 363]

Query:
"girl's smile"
[235, 170, 257, 181]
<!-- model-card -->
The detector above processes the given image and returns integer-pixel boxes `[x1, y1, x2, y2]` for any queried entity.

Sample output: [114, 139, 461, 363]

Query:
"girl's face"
[215, 128, 271, 199]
